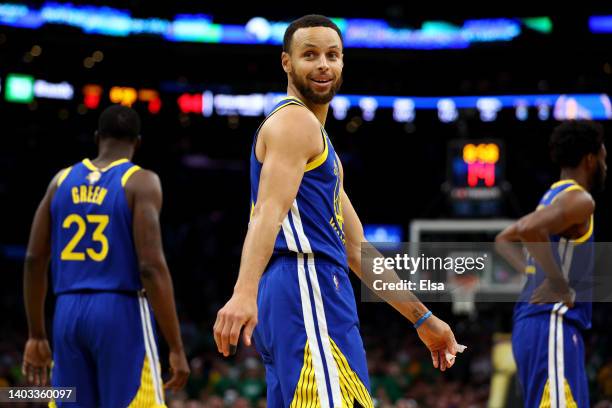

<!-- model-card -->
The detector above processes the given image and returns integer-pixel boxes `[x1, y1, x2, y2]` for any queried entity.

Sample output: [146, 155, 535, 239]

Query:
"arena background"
[0, 2, 611, 407]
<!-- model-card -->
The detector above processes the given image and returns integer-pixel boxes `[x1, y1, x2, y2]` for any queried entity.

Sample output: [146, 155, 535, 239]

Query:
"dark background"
[0, 2, 611, 407]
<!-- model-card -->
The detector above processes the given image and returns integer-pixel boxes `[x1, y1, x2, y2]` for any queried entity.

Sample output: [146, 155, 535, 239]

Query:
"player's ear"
[587, 152, 598, 170]
[94, 130, 100, 146]
[281, 52, 292, 73]
[135, 135, 142, 150]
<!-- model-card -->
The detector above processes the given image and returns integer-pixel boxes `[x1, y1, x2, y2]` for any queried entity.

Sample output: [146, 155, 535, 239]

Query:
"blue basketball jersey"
[513, 179, 594, 329]
[50, 158, 142, 294]
[250, 96, 347, 267]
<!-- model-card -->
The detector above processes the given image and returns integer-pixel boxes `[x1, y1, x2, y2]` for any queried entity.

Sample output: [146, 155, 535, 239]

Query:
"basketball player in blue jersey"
[22, 105, 189, 406]
[496, 121, 606, 407]
[214, 15, 463, 408]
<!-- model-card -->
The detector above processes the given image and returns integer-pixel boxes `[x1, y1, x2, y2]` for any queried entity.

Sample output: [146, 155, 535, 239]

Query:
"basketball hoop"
[449, 273, 479, 317]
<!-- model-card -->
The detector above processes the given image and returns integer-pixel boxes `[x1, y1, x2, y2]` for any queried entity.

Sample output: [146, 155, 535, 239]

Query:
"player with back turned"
[22, 105, 190, 407]
[496, 120, 607, 407]
[214, 15, 463, 408]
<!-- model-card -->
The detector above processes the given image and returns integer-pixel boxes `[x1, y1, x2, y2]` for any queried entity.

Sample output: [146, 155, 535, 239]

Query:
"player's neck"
[559, 169, 590, 190]
[305, 103, 328, 126]
[94, 140, 135, 166]
[287, 88, 329, 126]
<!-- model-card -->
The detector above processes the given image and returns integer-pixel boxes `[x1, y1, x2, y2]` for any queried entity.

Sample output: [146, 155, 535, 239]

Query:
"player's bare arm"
[339, 164, 462, 371]
[127, 169, 190, 391]
[494, 223, 528, 274]
[214, 105, 322, 357]
[496, 188, 594, 305]
[22, 170, 65, 385]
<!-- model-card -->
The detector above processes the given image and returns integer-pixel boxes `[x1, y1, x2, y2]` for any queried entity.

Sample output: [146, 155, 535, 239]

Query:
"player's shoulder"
[262, 102, 320, 135]
[260, 103, 321, 152]
[556, 185, 595, 213]
[125, 167, 160, 188]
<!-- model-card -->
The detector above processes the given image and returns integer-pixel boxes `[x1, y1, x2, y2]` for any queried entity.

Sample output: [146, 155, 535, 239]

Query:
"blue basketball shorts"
[253, 254, 374, 408]
[512, 303, 588, 408]
[50, 291, 166, 407]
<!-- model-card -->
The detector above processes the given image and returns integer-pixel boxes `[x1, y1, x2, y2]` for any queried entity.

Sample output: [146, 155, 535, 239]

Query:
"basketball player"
[496, 121, 606, 407]
[214, 15, 462, 407]
[22, 105, 189, 406]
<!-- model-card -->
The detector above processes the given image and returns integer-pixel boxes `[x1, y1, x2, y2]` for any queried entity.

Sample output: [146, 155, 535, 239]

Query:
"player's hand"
[214, 290, 258, 357]
[164, 348, 190, 392]
[416, 314, 466, 372]
[530, 278, 575, 308]
[22, 338, 52, 386]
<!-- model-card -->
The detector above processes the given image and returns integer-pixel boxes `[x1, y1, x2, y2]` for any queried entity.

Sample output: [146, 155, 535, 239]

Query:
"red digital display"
[178, 93, 202, 114]
[462, 143, 499, 188]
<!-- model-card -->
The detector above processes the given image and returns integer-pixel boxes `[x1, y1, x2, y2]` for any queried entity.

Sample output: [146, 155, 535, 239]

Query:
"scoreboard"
[447, 140, 505, 216]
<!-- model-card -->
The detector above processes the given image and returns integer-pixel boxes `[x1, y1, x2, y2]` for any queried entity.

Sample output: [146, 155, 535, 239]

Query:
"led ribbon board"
[0, 3, 551, 49]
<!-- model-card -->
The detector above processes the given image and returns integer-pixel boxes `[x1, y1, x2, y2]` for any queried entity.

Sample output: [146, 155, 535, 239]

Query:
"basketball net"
[449, 273, 479, 317]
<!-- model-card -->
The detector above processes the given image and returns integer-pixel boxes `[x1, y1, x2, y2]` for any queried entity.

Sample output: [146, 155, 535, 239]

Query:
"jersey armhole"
[550, 185, 593, 244]
[573, 215, 594, 244]
[304, 129, 329, 172]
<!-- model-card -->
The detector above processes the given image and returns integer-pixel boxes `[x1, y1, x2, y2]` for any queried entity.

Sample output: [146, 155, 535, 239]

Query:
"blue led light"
[589, 15, 612, 33]
[0, 2, 550, 49]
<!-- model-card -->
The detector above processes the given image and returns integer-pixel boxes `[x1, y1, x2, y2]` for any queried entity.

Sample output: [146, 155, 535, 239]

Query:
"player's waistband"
[269, 251, 349, 269]
[55, 288, 143, 297]
[513, 304, 590, 330]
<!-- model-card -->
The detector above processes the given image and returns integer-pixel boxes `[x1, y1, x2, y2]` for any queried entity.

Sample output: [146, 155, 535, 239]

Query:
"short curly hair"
[283, 14, 343, 53]
[549, 120, 604, 168]
[97, 104, 141, 141]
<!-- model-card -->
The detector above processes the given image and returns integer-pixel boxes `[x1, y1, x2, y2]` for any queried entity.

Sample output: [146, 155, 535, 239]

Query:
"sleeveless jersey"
[513, 179, 594, 329]
[50, 158, 142, 294]
[250, 96, 347, 267]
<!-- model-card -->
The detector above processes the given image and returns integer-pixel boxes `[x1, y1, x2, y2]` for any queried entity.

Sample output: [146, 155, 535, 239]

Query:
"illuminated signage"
[83, 84, 103, 109]
[138, 89, 161, 114]
[33, 79, 73, 100]
[108, 86, 160, 113]
[448, 140, 504, 204]
[5, 73, 34, 103]
[462, 143, 499, 187]
[178, 93, 202, 114]
[214, 93, 265, 116]
[0, 3, 551, 49]
[109, 86, 137, 107]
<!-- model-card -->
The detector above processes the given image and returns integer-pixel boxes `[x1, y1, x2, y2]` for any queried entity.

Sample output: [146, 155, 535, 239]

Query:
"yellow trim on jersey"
[574, 215, 593, 243]
[284, 95, 307, 105]
[547, 183, 593, 244]
[82, 158, 130, 172]
[128, 357, 167, 408]
[550, 179, 577, 189]
[121, 165, 142, 187]
[305, 131, 329, 172]
[330, 339, 374, 408]
[538, 379, 578, 408]
[253, 98, 305, 140]
[56, 166, 73, 187]
[267, 99, 305, 119]
[82, 158, 98, 171]
[290, 340, 321, 408]
[525, 265, 536, 274]
[551, 185, 585, 204]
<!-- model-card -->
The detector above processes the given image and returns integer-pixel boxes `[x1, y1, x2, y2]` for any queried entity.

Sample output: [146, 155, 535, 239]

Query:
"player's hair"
[549, 120, 604, 168]
[97, 105, 141, 141]
[283, 14, 343, 53]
